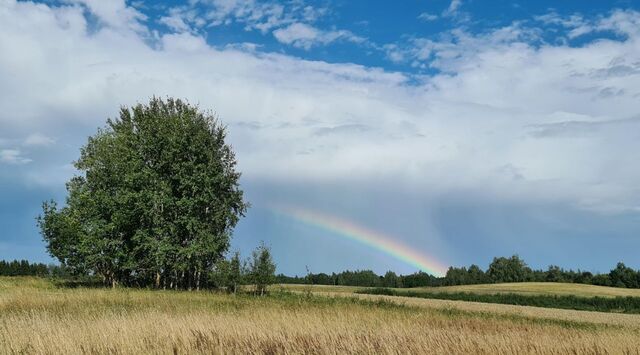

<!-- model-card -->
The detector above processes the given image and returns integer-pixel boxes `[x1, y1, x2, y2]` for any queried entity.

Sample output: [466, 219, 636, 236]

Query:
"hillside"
[2, 277, 640, 353]
[278, 282, 640, 298]
[411, 282, 640, 298]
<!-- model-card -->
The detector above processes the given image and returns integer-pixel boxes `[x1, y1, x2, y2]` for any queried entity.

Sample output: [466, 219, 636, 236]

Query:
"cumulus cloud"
[1, 0, 640, 215]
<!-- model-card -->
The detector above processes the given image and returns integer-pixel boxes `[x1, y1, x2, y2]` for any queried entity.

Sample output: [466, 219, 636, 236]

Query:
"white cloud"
[383, 44, 405, 63]
[68, 0, 147, 34]
[1, 1, 640, 214]
[598, 9, 640, 37]
[387, 23, 542, 71]
[418, 12, 438, 22]
[443, 0, 462, 16]
[0, 149, 31, 165]
[536, 10, 640, 40]
[195, 0, 295, 32]
[273, 23, 365, 50]
[159, 1, 362, 50]
[24, 133, 55, 147]
[159, 12, 191, 33]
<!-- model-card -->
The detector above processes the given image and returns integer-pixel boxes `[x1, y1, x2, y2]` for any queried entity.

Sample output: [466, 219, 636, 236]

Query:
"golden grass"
[1, 277, 640, 354]
[278, 281, 640, 298]
[411, 282, 640, 298]
[273, 283, 364, 294]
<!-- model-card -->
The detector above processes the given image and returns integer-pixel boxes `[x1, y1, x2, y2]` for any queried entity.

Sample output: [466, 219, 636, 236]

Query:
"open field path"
[277, 284, 640, 328]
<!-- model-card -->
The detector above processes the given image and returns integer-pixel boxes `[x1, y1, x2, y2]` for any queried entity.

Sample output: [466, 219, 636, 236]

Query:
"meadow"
[278, 281, 640, 298]
[1, 278, 640, 354]
[359, 287, 640, 313]
[411, 282, 640, 298]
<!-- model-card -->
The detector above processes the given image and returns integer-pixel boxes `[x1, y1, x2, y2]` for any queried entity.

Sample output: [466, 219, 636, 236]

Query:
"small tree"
[228, 251, 242, 294]
[249, 242, 276, 296]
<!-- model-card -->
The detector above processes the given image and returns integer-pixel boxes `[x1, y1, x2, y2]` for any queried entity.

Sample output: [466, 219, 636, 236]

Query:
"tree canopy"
[38, 97, 248, 289]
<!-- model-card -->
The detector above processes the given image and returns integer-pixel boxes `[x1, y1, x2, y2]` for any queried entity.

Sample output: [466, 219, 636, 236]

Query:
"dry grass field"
[274, 283, 364, 294]
[277, 281, 640, 298]
[410, 282, 640, 298]
[2, 277, 640, 354]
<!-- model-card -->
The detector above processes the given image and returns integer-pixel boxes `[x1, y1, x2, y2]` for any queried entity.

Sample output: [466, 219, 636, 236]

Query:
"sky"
[1, 0, 640, 276]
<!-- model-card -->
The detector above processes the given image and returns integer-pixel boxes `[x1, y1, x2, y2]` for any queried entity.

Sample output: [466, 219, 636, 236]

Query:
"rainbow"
[269, 204, 448, 277]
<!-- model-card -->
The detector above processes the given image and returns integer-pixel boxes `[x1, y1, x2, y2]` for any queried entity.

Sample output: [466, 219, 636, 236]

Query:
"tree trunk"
[155, 272, 161, 289]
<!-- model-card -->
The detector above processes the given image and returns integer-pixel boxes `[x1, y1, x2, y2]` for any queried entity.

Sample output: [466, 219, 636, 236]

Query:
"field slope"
[411, 282, 640, 298]
[1, 278, 640, 354]
[278, 282, 640, 298]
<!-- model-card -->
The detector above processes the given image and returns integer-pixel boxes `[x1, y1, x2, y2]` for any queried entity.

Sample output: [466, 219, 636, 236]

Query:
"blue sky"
[1, 0, 640, 276]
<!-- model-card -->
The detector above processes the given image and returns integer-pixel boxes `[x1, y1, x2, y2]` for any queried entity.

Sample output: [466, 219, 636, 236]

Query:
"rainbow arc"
[270, 204, 448, 277]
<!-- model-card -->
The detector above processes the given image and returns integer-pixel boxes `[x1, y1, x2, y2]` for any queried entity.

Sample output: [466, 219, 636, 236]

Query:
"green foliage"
[38, 97, 248, 289]
[212, 251, 243, 293]
[400, 271, 441, 288]
[487, 255, 532, 283]
[383, 271, 402, 288]
[609, 262, 640, 288]
[359, 288, 640, 314]
[0, 260, 48, 276]
[228, 251, 242, 293]
[249, 243, 276, 295]
[444, 264, 490, 286]
[276, 257, 640, 290]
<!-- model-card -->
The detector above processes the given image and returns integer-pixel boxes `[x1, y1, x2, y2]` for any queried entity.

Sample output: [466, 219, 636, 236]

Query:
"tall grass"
[1, 277, 640, 354]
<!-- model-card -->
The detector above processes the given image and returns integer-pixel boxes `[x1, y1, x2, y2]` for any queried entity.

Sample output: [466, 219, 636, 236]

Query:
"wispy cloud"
[418, 12, 438, 22]
[273, 23, 365, 50]
[0, 149, 31, 165]
[159, 0, 365, 50]
[443, 0, 463, 17]
[535, 9, 640, 39]
[23, 133, 55, 147]
[68, 0, 148, 34]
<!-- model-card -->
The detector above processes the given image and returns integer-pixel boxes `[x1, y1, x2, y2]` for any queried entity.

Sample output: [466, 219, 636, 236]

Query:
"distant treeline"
[276, 269, 439, 288]
[0, 259, 71, 277]
[277, 255, 640, 289]
[0, 250, 276, 294]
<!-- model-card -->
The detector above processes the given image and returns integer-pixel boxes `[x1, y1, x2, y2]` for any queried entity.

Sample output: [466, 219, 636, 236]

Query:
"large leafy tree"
[38, 97, 248, 289]
[487, 255, 532, 283]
